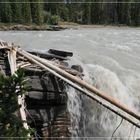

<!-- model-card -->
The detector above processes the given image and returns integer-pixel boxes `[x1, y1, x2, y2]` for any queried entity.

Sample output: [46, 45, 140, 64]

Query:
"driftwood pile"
[0, 41, 140, 139]
[0, 41, 83, 139]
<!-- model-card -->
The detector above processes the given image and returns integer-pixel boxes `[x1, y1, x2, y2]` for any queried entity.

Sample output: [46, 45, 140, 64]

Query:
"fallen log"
[7, 47, 29, 130]
[28, 51, 68, 60]
[0, 65, 5, 76]
[53, 63, 83, 76]
[48, 49, 73, 57]
[26, 53, 83, 76]
[17, 62, 31, 68]
[1, 44, 72, 138]
[7, 48, 17, 74]
[16, 48, 140, 129]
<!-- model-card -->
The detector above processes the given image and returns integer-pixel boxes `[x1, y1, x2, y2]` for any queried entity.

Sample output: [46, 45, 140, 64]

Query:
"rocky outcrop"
[0, 47, 83, 139]
[25, 69, 71, 139]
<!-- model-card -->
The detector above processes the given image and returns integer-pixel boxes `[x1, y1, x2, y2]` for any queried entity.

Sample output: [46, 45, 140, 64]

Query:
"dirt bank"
[0, 24, 67, 31]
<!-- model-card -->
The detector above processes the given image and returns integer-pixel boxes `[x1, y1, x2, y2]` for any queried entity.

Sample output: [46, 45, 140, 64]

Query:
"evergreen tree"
[82, 0, 91, 24]
[0, 0, 12, 23]
[91, 0, 100, 24]
[10, 0, 22, 23]
[124, 0, 131, 25]
[0, 69, 31, 137]
[30, 0, 44, 25]
[99, 0, 106, 24]
[57, 1, 68, 21]
[44, 0, 58, 15]
[0, 0, 139, 26]
[134, 3, 140, 26]
[22, 0, 32, 23]
[107, 0, 118, 24]
[117, 0, 131, 25]
[67, 2, 75, 22]
[101, 1, 111, 24]
[131, 1, 140, 26]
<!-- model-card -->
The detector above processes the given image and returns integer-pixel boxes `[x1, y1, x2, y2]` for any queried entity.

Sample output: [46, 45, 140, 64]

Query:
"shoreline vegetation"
[0, 1, 139, 31]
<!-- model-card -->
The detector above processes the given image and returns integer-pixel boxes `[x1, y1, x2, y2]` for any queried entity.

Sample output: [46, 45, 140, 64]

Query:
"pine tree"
[124, 0, 131, 25]
[106, 0, 118, 24]
[117, 0, 131, 25]
[91, 0, 100, 24]
[131, 0, 140, 26]
[67, 2, 75, 22]
[10, 0, 22, 23]
[99, 0, 106, 24]
[22, 0, 32, 24]
[135, 3, 140, 26]
[82, 0, 91, 24]
[0, 69, 31, 137]
[30, 0, 44, 25]
[57, 0, 68, 21]
[44, 0, 58, 15]
[101, 1, 110, 24]
[0, 0, 139, 26]
[0, 0, 12, 23]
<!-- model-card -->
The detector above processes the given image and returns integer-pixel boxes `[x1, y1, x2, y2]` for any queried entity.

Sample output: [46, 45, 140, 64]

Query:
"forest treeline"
[0, 0, 140, 26]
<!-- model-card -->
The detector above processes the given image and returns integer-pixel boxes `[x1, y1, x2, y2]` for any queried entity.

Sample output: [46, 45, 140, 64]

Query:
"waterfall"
[67, 87, 82, 138]
[67, 63, 140, 139]
[1, 28, 140, 139]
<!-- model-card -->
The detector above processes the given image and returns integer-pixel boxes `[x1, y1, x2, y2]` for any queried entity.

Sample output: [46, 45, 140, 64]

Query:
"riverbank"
[0, 23, 139, 31]
[60, 22, 140, 29]
[0, 24, 67, 31]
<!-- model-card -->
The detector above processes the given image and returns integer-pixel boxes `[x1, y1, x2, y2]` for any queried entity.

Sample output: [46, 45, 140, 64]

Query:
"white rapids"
[1, 27, 140, 139]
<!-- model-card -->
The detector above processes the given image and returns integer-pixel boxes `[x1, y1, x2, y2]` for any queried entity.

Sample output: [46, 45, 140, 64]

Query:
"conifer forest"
[0, 0, 139, 26]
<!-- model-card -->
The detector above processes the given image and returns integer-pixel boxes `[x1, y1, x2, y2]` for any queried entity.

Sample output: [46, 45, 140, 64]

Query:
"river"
[0, 28, 140, 139]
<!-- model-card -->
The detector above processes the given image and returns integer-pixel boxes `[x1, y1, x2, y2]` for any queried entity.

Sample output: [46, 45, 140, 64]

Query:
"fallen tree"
[17, 48, 140, 129]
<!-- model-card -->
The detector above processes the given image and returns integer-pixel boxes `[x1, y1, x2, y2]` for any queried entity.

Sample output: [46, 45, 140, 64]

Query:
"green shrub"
[44, 12, 60, 25]
[50, 15, 60, 25]
[44, 12, 52, 24]
[0, 69, 32, 139]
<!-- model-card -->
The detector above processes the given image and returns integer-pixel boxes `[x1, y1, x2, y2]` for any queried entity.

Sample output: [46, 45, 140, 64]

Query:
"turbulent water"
[1, 28, 140, 139]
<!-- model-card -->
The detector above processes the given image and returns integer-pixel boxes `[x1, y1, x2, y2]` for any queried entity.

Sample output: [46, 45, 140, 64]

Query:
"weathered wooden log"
[28, 51, 68, 60]
[17, 49, 140, 127]
[24, 67, 45, 75]
[56, 64, 83, 77]
[7, 48, 17, 74]
[0, 56, 5, 60]
[32, 57, 83, 77]
[7, 47, 29, 131]
[17, 62, 31, 68]
[17, 56, 28, 61]
[25, 52, 82, 76]
[0, 65, 5, 76]
[0, 46, 10, 50]
[48, 49, 73, 57]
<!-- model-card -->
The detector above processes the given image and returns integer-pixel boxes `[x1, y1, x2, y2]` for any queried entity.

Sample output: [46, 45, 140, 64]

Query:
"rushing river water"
[0, 28, 140, 139]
